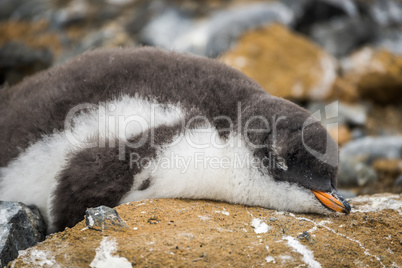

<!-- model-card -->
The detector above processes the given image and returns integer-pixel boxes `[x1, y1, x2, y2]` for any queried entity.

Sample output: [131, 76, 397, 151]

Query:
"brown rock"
[371, 159, 402, 193]
[372, 159, 402, 175]
[10, 195, 402, 267]
[0, 20, 61, 85]
[220, 24, 338, 101]
[328, 124, 352, 147]
[0, 20, 61, 56]
[365, 104, 402, 136]
[327, 77, 359, 103]
[342, 47, 402, 104]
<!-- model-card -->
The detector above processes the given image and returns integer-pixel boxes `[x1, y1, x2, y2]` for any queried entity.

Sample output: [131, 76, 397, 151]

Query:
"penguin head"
[249, 97, 350, 214]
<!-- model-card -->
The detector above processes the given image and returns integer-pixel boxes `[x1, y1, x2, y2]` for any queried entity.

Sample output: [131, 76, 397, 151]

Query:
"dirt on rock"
[9, 194, 402, 267]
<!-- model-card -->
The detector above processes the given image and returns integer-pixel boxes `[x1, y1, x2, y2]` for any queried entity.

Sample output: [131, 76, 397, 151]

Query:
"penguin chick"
[0, 47, 350, 233]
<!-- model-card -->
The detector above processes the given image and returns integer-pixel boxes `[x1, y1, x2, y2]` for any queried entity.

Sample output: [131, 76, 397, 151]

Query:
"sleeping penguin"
[0, 47, 350, 234]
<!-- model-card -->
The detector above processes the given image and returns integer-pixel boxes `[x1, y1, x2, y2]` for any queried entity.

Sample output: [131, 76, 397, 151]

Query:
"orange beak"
[312, 190, 351, 214]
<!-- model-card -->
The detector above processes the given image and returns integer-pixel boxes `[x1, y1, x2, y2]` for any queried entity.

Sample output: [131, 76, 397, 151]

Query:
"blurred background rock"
[1, 0, 401, 197]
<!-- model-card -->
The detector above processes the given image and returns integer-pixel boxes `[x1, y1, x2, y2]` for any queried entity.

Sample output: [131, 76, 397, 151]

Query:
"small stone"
[148, 218, 160, 224]
[85, 206, 128, 231]
[297, 231, 315, 244]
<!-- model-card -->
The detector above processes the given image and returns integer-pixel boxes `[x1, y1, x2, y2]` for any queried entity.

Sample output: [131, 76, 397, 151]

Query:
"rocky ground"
[9, 196, 402, 267]
[1, 0, 402, 266]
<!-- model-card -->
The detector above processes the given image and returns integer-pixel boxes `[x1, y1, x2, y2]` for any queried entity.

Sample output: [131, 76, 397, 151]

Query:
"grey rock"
[285, 0, 381, 57]
[0, 201, 46, 267]
[55, 31, 112, 65]
[49, 0, 124, 29]
[0, 42, 52, 68]
[395, 175, 402, 186]
[351, 128, 367, 140]
[85, 206, 128, 231]
[320, 0, 359, 16]
[368, 0, 402, 27]
[338, 102, 368, 126]
[337, 155, 378, 187]
[297, 231, 315, 244]
[337, 189, 357, 199]
[308, 16, 375, 57]
[125, 1, 167, 36]
[286, 0, 359, 31]
[341, 136, 402, 163]
[51, 4, 88, 28]
[55, 22, 135, 65]
[307, 102, 368, 127]
[0, 0, 50, 21]
[0, 42, 52, 85]
[373, 29, 402, 55]
[139, 7, 192, 50]
[140, 2, 294, 57]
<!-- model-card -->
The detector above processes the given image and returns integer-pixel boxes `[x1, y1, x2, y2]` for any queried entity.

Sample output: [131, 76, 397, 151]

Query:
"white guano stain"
[87, 216, 94, 227]
[198, 215, 211, 221]
[90, 237, 131, 268]
[284, 236, 321, 268]
[18, 249, 59, 267]
[215, 210, 230, 216]
[251, 218, 271, 234]
[352, 194, 402, 215]
[265, 256, 275, 263]
[265, 245, 275, 263]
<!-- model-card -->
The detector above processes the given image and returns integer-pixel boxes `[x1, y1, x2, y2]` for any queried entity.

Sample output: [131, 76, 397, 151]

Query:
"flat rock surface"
[9, 193, 402, 267]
